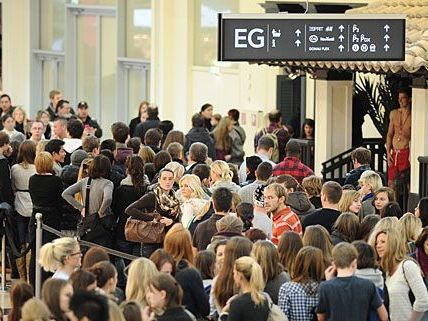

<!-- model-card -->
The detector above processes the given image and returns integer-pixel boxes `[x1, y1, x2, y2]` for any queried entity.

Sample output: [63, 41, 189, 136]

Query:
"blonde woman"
[399, 213, 422, 254]
[39, 237, 82, 280]
[165, 161, 185, 189]
[219, 256, 270, 321]
[371, 228, 428, 321]
[179, 174, 210, 229]
[338, 190, 362, 215]
[21, 298, 51, 321]
[12, 106, 29, 135]
[367, 216, 399, 246]
[209, 160, 240, 193]
[125, 258, 159, 307]
[359, 170, 383, 217]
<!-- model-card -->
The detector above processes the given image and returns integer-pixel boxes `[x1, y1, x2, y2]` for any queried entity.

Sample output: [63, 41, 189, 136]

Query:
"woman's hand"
[225, 154, 232, 162]
[160, 217, 173, 226]
[81, 208, 86, 217]
[141, 307, 155, 321]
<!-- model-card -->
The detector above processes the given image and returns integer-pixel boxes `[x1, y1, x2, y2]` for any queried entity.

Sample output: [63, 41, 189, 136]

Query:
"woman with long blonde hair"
[179, 174, 210, 229]
[12, 107, 29, 136]
[338, 190, 362, 215]
[372, 228, 428, 321]
[125, 258, 158, 307]
[212, 116, 233, 161]
[163, 224, 209, 319]
[209, 160, 239, 193]
[399, 213, 422, 254]
[219, 256, 270, 321]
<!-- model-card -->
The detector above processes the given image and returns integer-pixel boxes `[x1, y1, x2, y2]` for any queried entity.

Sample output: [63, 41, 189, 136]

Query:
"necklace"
[397, 109, 410, 142]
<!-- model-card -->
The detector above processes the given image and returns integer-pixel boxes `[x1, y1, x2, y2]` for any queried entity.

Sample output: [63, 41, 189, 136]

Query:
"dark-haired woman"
[416, 197, 428, 228]
[88, 261, 118, 303]
[300, 119, 315, 140]
[112, 155, 148, 287]
[8, 281, 34, 321]
[200, 104, 214, 132]
[129, 101, 149, 138]
[62, 155, 114, 247]
[11, 140, 37, 280]
[125, 168, 181, 258]
[414, 227, 428, 277]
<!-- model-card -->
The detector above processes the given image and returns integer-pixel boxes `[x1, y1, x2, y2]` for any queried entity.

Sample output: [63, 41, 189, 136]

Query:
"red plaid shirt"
[272, 156, 314, 183]
[272, 207, 302, 245]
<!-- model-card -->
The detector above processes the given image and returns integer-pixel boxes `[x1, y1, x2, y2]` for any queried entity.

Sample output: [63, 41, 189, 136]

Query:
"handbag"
[124, 207, 165, 244]
[77, 178, 115, 242]
[264, 293, 288, 321]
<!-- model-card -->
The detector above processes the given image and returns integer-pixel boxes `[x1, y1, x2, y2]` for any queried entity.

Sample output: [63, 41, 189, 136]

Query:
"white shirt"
[238, 152, 276, 183]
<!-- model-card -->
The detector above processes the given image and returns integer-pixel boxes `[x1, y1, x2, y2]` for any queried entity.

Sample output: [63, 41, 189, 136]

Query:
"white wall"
[2, 0, 31, 110]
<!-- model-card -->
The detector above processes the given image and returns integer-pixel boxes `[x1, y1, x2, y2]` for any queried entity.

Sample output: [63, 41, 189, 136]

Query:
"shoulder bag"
[264, 293, 288, 321]
[124, 201, 165, 244]
[77, 178, 115, 242]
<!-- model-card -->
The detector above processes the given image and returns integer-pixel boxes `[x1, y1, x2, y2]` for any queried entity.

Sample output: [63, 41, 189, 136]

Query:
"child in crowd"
[316, 242, 388, 321]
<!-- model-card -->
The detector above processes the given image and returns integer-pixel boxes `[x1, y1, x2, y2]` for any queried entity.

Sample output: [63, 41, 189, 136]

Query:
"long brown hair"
[332, 213, 360, 242]
[292, 246, 325, 283]
[17, 140, 36, 169]
[302, 225, 333, 264]
[213, 237, 253, 308]
[162, 130, 184, 150]
[164, 224, 194, 266]
[9, 281, 34, 321]
[278, 231, 303, 273]
[148, 273, 183, 310]
[213, 117, 232, 151]
[126, 155, 146, 194]
[251, 240, 282, 283]
[41, 279, 70, 321]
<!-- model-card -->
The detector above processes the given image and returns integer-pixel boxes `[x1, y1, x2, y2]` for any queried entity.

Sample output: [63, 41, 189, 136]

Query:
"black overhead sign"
[218, 13, 406, 61]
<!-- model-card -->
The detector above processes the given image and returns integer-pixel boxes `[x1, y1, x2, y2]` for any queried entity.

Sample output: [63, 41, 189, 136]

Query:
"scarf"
[417, 247, 428, 277]
[154, 185, 181, 219]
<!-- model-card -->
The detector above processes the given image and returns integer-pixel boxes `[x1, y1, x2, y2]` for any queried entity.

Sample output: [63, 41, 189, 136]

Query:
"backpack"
[261, 127, 281, 163]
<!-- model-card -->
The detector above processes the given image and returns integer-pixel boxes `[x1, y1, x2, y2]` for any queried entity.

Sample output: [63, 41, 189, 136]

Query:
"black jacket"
[184, 127, 216, 160]
[156, 307, 194, 321]
[175, 260, 210, 318]
[0, 158, 13, 206]
[60, 165, 80, 189]
[81, 115, 103, 138]
[133, 118, 160, 140]
[128, 116, 141, 138]
[344, 165, 371, 188]
[112, 183, 146, 241]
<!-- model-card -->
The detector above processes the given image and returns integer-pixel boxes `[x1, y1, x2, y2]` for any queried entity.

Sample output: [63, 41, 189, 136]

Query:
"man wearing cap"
[77, 101, 103, 138]
[272, 140, 314, 183]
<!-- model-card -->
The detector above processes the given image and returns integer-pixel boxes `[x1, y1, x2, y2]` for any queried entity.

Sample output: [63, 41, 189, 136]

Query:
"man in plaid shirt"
[264, 183, 302, 245]
[273, 140, 314, 183]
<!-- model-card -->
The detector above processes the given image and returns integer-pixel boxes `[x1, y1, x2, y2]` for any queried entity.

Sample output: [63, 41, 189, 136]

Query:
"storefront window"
[126, 0, 151, 59]
[40, 0, 65, 51]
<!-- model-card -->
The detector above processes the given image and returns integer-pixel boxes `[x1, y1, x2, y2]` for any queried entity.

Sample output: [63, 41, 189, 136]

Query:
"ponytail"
[234, 256, 265, 306]
[39, 237, 79, 272]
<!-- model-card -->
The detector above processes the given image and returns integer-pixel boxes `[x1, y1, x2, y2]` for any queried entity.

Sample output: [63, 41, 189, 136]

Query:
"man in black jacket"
[344, 147, 372, 188]
[184, 113, 215, 160]
[77, 101, 103, 138]
[133, 105, 160, 140]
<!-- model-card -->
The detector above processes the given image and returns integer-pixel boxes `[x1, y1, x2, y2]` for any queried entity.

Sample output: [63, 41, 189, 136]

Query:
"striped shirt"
[272, 207, 302, 245]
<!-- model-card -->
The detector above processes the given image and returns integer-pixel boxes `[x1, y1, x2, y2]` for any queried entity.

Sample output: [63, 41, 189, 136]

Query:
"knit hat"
[253, 184, 267, 207]
[216, 215, 244, 233]
[71, 149, 88, 166]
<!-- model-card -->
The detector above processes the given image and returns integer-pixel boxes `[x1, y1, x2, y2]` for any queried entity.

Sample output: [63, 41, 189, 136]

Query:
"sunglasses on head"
[78, 101, 88, 109]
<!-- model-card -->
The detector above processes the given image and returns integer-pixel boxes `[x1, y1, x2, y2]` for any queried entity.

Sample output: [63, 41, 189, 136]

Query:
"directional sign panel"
[218, 13, 406, 61]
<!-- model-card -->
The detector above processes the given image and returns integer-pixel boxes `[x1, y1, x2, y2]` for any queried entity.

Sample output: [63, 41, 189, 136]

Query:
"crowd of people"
[0, 90, 427, 321]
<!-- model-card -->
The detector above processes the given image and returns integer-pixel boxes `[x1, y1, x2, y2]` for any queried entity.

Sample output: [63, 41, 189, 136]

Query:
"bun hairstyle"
[210, 160, 233, 183]
[39, 237, 79, 272]
[88, 261, 116, 288]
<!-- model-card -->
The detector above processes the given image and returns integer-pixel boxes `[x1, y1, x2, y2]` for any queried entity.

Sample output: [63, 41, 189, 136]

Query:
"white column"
[152, 0, 192, 131]
[2, 0, 32, 109]
[314, 79, 353, 176]
[410, 87, 428, 194]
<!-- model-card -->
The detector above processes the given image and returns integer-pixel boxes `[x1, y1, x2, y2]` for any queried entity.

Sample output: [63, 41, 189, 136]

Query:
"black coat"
[129, 116, 141, 138]
[0, 158, 13, 205]
[184, 127, 215, 160]
[133, 118, 160, 140]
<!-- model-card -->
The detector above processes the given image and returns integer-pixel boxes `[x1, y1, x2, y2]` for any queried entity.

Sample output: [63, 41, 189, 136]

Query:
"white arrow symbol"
[384, 44, 390, 52]
[338, 44, 344, 52]
[384, 24, 390, 32]
[339, 34, 345, 42]
[339, 25, 345, 32]
[295, 39, 301, 47]
[384, 34, 390, 42]
[295, 29, 301, 37]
